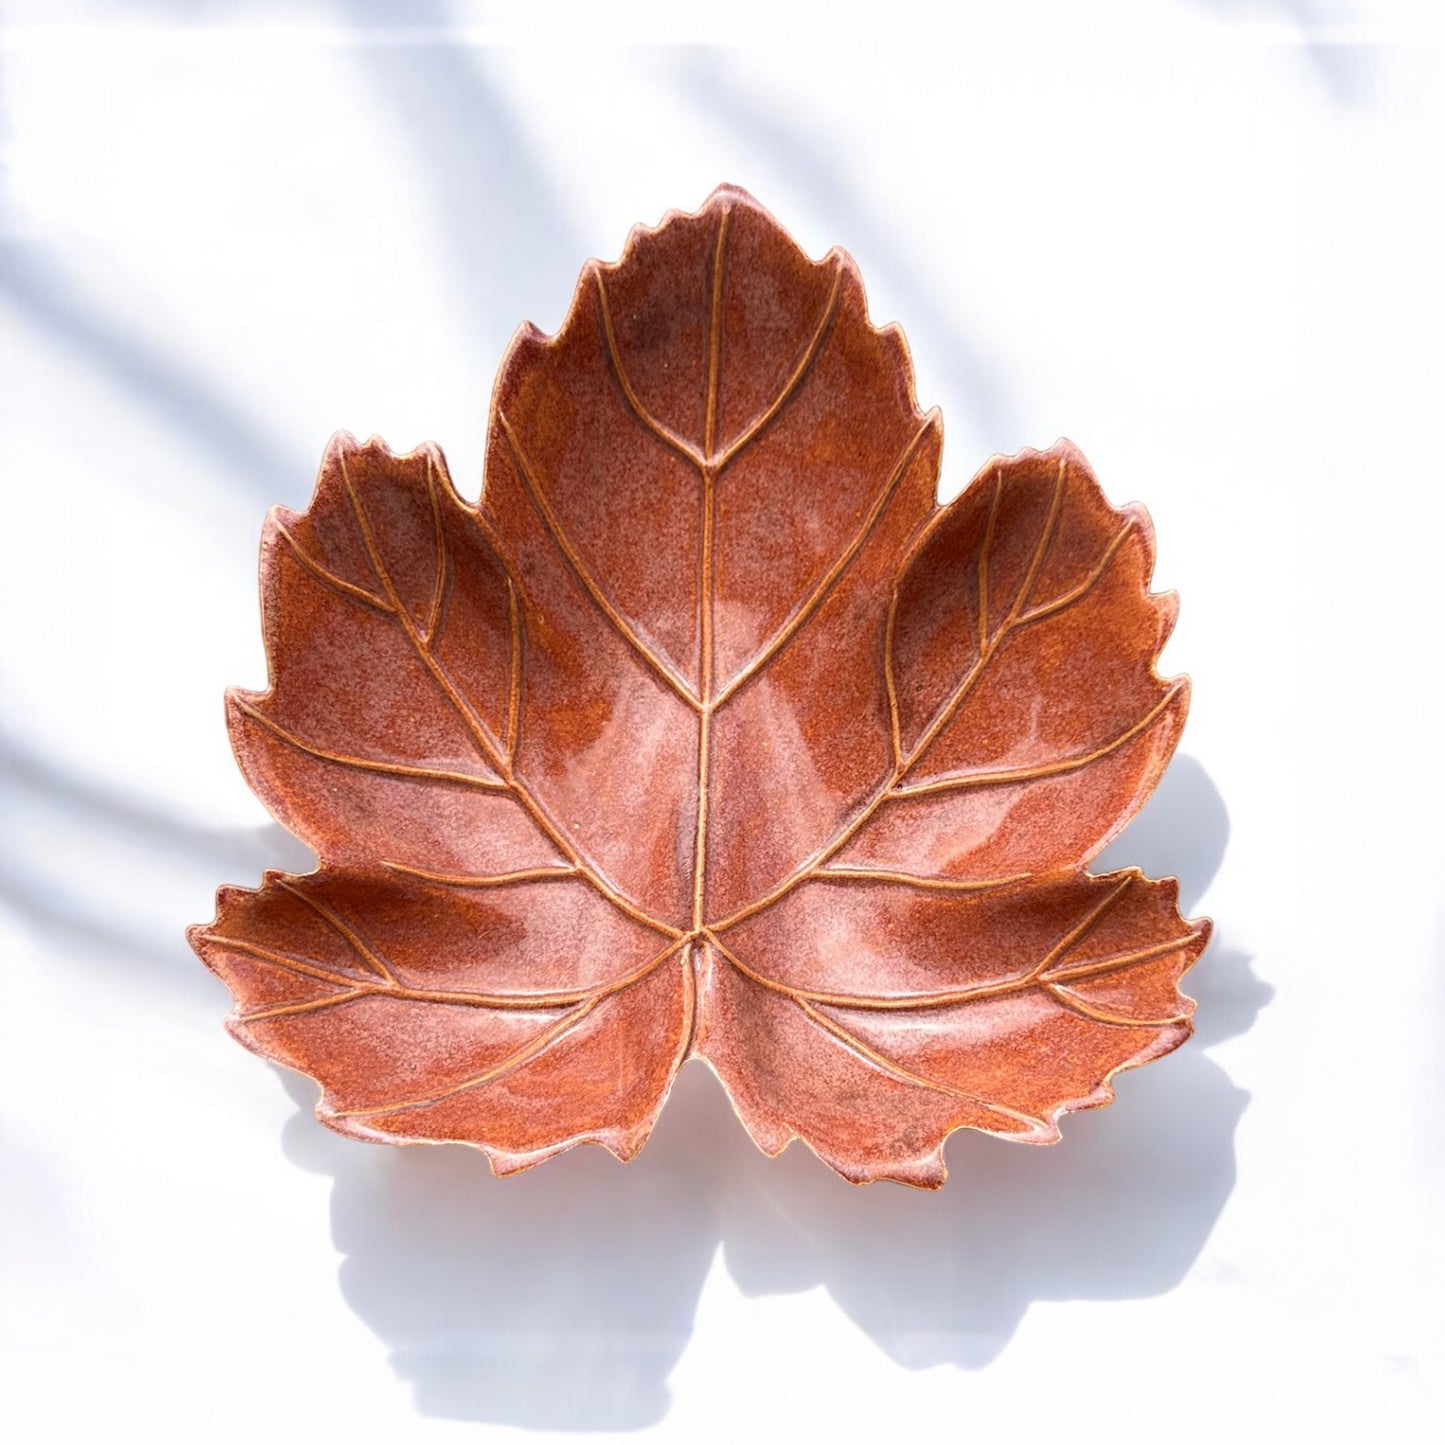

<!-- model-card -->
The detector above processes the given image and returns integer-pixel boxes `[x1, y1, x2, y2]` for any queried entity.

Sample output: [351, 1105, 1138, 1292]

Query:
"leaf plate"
[190, 185, 1208, 1188]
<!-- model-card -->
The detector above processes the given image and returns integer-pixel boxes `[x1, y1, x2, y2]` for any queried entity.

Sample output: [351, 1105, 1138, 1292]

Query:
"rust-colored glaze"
[189, 185, 1208, 1188]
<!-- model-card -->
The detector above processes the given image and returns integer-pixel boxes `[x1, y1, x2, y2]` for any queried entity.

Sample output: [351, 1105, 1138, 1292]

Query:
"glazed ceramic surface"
[190, 185, 1207, 1187]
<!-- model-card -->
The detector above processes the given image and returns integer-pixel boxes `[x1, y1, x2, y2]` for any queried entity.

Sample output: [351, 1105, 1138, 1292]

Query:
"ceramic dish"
[189, 185, 1208, 1188]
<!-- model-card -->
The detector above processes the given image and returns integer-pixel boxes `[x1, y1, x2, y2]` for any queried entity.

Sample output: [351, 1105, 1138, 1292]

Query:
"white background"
[2, 2, 1442, 1441]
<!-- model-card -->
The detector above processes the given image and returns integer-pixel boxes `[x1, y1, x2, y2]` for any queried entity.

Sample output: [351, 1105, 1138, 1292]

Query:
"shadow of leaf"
[291, 753, 1266, 1424]
[721, 1049, 1246, 1368]
[719, 752, 1266, 1367]
[277, 1064, 726, 1431]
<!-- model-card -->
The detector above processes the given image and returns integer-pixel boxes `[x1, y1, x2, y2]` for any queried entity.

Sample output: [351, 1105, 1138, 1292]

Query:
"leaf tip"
[1047, 435, 1092, 470]
[701, 180, 764, 215]
[1183, 913, 1215, 968]
[362, 433, 395, 456]
[835, 1146, 951, 1190]
[322, 428, 362, 461]
[1152, 587, 1181, 645]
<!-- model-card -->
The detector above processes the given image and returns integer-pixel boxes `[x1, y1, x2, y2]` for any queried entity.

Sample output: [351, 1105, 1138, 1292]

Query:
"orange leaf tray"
[190, 185, 1208, 1188]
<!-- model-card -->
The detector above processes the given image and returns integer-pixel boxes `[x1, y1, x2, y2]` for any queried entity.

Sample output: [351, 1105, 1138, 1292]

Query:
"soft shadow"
[0, 724, 313, 1008]
[342, 0, 583, 349]
[291, 754, 1266, 1424]
[0, 25, 296, 500]
[720, 755, 1268, 1367]
[670, 50, 1015, 453]
[722, 1049, 1245, 1366]
[1096, 753, 1227, 914]
[279, 1064, 731, 1431]
[1192, 0, 1378, 107]
[0, 242, 305, 502]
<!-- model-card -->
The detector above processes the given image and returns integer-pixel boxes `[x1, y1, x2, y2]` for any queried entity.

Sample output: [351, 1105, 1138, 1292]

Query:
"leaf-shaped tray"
[190, 185, 1208, 1188]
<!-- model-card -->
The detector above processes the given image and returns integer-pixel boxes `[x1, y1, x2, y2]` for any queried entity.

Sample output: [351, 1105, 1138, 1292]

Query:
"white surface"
[2, 3, 1442, 1441]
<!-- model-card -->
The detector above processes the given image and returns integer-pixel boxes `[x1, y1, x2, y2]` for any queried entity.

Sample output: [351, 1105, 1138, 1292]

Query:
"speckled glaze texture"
[189, 185, 1208, 1188]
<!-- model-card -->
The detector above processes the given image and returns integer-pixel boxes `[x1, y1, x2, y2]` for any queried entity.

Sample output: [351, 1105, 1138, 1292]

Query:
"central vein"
[691, 206, 731, 936]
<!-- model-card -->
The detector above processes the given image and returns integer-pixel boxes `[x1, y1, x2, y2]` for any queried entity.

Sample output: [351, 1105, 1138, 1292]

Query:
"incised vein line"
[332, 450, 681, 941]
[884, 588, 904, 771]
[422, 451, 448, 643]
[333, 999, 600, 1119]
[710, 258, 844, 473]
[242, 988, 371, 1024]
[380, 861, 580, 888]
[710, 462, 1162, 935]
[1001, 456, 1067, 629]
[1045, 983, 1189, 1029]
[593, 251, 844, 478]
[676, 939, 701, 1070]
[233, 695, 508, 792]
[706, 928, 1040, 1130]
[275, 876, 396, 985]
[274, 520, 392, 614]
[811, 866, 1030, 893]
[202, 934, 366, 992]
[462, 510, 527, 765]
[794, 995, 1047, 1131]
[595, 268, 707, 471]
[213, 931, 688, 1024]
[1045, 930, 1205, 987]
[977, 468, 1003, 652]
[711, 412, 938, 708]
[691, 206, 730, 933]
[891, 683, 1186, 800]
[498, 413, 702, 710]
[703, 879, 1195, 1027]
[703, 207, 730, 462]
[503, 568, 522, 761]
[1017, 521, 1134, 628]
[330, 936, 693, 1119]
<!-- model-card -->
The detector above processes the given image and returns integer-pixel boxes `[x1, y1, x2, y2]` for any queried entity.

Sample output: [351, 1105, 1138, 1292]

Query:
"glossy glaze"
[189, 185, 1208, 1187]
